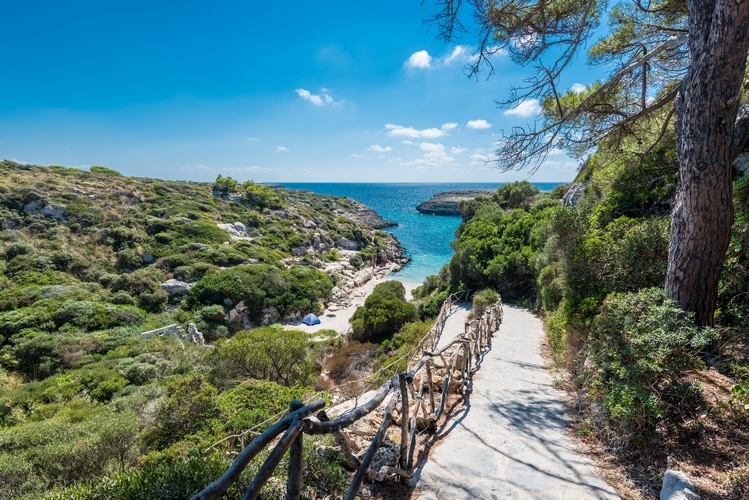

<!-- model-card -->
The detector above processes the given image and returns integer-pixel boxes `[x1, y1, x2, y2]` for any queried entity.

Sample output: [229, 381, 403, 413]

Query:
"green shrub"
[187, 264, 332, 322]
[89, 166, 122, 176]
[350, 281, 418, 342]
[491, 180, 540, 209]
[208, 327, 313, 387]
[4, 240, 35, 261]
[216, 379, 308, 434]
[419, 290, 449, 320]
[212, 174, 238, 195]
[588, 288, 718, 441]
[472, 288, 499, 317]
[143, 373, 218, 449]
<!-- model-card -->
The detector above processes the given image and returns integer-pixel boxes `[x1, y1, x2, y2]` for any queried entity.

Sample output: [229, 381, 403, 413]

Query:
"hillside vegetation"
[0, 162, 412, 499]
[414, 135, 749, 497]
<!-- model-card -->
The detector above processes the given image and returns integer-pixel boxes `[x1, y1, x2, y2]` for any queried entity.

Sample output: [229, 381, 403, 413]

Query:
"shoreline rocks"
[416, 190, 494, 216]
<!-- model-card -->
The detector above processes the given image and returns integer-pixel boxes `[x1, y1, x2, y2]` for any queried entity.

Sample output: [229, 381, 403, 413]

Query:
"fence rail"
[192, 295, 503, 500]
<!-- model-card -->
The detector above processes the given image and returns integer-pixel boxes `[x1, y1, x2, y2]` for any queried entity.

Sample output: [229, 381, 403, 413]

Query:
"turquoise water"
[280, 183, 561, 285]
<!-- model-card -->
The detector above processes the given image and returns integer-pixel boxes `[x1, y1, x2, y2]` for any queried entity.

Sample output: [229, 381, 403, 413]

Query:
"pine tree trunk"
[667, 0, 749, 326]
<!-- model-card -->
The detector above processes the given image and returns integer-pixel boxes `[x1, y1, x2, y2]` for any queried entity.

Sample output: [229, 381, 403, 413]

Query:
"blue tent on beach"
[302, 313, 321, 326]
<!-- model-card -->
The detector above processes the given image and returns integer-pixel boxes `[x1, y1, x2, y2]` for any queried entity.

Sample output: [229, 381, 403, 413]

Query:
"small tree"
[350, 281, 418, 342]
[212, 174, 238, 195]
[208, 327, 313, 387]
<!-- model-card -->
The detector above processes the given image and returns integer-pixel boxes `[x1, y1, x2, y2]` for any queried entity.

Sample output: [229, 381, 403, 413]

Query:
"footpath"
[409, 304, 619, 499]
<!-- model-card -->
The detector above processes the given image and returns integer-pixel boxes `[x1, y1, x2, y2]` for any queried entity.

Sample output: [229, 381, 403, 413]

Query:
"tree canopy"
[430, 0, 749, 325]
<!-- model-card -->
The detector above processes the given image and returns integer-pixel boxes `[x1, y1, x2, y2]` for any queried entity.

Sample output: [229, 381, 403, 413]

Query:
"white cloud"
[276, 146, 289, 153]
[369, 144, 392, 153]
[405, 45, 482, 69]
[467, 119, 492, 130]
[385, 123, 457, 139]
[295, 88, 341, 106]
[570, 83, 587, 94]
[504, 99, 542, 117]
[350, 153, 366, 158]
[394, 141, 458, 168]
[451, 146, 468, 154]
[512, 33, 539, 52]
[442, 46, 470, 65]
[470, 153, 491, 164]
[405, 50, 432, 69]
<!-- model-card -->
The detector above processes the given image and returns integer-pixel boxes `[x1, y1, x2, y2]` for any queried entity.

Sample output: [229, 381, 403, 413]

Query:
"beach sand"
[283, 273, 421, 337]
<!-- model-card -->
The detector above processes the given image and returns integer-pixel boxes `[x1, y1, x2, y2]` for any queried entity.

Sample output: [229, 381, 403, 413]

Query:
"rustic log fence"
[192, 295, 503, 500]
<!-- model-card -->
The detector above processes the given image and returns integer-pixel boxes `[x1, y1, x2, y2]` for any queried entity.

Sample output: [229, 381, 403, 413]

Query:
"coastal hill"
[416, 189, 493, 215]
[0, 162, 413, 499]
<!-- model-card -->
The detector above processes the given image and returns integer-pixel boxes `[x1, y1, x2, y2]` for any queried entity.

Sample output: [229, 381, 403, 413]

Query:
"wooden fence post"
[344, 391, 401, 500]
[286, 399, 304, 500]
[398, 373, 409, 471]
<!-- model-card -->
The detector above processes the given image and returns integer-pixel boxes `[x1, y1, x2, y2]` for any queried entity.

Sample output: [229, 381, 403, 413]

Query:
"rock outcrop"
[160, 279, 192, 296]
[140, 324, 207, 346]
[342, 199, 397, 229]
[661, 469, 700, 500]
[562, 181, 588, 207]
[416, 190, 493, 216]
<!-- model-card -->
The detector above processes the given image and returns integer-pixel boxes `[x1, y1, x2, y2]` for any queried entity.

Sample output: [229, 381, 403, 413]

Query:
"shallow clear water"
[280, 183, 561, 285]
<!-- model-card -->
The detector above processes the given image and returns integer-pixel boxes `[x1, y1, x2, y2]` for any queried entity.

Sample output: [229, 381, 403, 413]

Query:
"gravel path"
[410, 304, 619, 499]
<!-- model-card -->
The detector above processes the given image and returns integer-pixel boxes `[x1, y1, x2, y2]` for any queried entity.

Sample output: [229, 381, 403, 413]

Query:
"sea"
[279, 183, 562, 285]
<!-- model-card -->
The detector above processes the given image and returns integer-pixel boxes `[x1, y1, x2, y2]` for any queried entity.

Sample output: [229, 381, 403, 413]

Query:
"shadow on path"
[408, 305, 619, 499]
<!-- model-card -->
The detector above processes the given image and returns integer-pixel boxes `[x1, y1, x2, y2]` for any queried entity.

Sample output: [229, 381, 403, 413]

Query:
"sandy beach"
[283, 272, 421, 337]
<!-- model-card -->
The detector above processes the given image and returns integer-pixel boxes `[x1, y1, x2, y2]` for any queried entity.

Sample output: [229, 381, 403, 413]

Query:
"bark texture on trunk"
[667, 0, 749, 326]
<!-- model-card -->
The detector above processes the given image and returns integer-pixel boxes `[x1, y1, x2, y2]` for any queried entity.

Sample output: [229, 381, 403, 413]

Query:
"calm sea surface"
[280, 183, 561, 285]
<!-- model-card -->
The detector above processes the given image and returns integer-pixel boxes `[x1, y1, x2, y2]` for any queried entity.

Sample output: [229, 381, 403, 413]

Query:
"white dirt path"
[410, 304, 619, 499]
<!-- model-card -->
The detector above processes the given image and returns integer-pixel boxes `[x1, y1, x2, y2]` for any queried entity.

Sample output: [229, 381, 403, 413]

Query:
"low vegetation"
[0, 162, 413, 499]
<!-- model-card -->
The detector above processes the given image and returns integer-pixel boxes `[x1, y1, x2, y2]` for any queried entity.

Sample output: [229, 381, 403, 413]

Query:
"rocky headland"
[416, 189, 494, 216]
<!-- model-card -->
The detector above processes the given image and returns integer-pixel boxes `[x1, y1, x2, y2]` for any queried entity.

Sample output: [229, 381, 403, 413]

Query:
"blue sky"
[0, 1, 599, 183]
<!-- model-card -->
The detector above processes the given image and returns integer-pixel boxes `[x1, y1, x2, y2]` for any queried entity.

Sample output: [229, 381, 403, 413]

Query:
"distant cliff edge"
[416, 190, 494, 216]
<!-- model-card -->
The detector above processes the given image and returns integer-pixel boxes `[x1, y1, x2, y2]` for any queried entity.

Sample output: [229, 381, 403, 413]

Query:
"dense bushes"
[448, 185, 554, 303]
[186, 264, 332, 322]
[207, 327, 313, 387]
[350, 281, 418, 342]
[586, 288, 717, 442]
[0, 164, 404, 499]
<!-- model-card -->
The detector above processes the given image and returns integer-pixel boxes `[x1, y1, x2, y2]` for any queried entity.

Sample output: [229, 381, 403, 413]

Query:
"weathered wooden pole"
[192, 399, 325, 500]
[344, 391, 401, 500]
[398, 372, 410, 471]
[242, 417, 304, 500]
[286, 399, 304, 500]
[425, 361, 436, 414]
[317, 410, 360, 470]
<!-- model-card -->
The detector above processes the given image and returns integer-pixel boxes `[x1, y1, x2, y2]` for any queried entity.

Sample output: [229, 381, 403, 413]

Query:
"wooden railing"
[192, 295, 503, 500]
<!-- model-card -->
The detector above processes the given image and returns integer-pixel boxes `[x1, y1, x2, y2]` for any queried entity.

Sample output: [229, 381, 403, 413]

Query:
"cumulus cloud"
[385, 123, 457, 139]
[415, 142, 453, 167]
[570, 83, 587, 94]
[369, 144, 392, 153]
[451, 146, 468, 154]
[405, 45, 480, 69]
[295, 88, 340, 106]
[467, 119, 492, 130]
[442, 46, 470, 65]
[276, 146, 289, 153]
[504, 99, 542, 117]
[405, 50, 432, 69]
